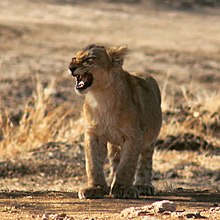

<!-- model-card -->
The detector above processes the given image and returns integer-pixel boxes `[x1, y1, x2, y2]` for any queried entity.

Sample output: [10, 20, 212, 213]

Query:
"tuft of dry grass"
[156, 80, 220, 191]
[160, 81, 220, 148]
[0, 76, 84, 159]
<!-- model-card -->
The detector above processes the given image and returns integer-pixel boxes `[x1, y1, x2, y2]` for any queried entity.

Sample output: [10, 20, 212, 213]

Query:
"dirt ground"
[0, 0, 220, 219]
[0, 190, 220, 220]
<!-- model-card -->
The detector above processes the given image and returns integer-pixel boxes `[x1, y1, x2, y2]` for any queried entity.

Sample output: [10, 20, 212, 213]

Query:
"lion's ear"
[107, 45, 128, 68]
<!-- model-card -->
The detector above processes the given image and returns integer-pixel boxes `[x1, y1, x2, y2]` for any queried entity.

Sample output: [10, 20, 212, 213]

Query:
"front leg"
[107, 144, 121, 186]
[78, 132, 108, 199]
[110, 138, 141, 199]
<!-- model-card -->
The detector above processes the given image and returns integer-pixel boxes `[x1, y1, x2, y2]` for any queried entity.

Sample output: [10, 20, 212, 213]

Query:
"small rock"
[185, 212, 206, 219]
[210, 207, 220, 213]
[41, 213, 49, 220]
[120, 200, 177, 218]
[150, 200, 177, 213]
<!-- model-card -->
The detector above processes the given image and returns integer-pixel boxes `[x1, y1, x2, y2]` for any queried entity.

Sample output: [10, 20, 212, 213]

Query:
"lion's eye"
[83, 58, 93, 65]
[83, 61, 89, 65]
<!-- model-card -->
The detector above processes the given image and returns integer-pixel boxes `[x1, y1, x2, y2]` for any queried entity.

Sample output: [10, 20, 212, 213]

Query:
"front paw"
[134, 184, 155, 196]
[111, 184, 139, 199]
[78, 187, 105, 199]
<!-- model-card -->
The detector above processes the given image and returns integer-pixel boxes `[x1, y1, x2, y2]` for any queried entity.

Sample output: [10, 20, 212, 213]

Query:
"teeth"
[68, 69, 72, 75]
[78, 81, 84, 88]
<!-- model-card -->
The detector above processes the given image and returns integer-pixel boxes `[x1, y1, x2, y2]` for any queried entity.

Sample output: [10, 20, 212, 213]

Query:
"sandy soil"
[0, 190, 220, 220]
[0, 0, 220, 219]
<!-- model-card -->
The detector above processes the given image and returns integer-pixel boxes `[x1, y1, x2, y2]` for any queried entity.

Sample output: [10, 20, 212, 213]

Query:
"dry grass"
[160, 80, 220, 147]
[156, 82, 220, 191]
[0, 1, 220, 219]
[0, 73, 219, 159]
[0, 76, 83, 159]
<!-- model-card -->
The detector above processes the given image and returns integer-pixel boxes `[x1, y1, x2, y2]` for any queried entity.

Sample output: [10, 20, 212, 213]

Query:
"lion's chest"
[89, 108, 125, 145]
[98, 112, 123, 144]
[84, 94, 135, 146]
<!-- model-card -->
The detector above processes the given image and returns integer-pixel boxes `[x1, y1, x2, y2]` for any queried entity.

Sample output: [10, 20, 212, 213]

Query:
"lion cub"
[69, 45, 162, 199]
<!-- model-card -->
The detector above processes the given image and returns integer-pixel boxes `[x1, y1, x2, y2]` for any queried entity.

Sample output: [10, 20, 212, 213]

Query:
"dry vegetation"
[0, 66, 219, 159]
[0, 76, 83, 157]
[0, 0, 220, 219]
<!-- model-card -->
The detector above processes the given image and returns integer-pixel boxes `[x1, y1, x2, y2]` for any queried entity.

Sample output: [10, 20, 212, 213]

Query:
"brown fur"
[69, 45, 162, 199]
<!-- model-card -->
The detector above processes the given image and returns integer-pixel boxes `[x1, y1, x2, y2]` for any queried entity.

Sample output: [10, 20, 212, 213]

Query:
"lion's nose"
[69, 65, 77, 75]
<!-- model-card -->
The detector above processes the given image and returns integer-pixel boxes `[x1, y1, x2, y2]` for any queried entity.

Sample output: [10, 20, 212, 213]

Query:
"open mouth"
[75, 73, 93, 91]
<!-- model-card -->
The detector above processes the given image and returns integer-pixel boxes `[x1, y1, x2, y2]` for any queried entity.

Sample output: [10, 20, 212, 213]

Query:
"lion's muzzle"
[69, 62, 93, 93]
[75, 73, 93, 92]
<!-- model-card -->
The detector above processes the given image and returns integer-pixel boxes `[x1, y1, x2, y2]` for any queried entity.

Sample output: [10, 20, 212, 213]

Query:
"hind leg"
[134, 143, 155, 195]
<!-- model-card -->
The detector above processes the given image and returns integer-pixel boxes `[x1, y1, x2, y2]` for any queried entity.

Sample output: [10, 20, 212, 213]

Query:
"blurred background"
[0, 0, 220, 193]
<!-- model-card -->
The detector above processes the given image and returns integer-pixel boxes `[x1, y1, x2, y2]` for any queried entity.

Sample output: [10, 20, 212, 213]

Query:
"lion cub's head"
[68, 44, 127, 95]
